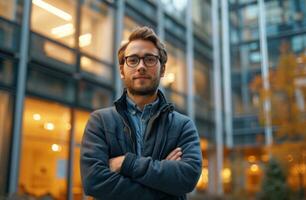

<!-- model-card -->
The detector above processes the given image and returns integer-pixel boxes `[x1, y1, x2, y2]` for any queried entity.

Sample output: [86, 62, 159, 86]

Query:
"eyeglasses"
[124, 54, 160, 68]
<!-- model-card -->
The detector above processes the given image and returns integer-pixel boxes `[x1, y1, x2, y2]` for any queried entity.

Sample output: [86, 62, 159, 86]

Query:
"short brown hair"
[118, 26, 167, 68]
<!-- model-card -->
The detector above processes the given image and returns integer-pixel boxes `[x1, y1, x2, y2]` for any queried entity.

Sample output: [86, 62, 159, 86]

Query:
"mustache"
[133, 75, 151, 79]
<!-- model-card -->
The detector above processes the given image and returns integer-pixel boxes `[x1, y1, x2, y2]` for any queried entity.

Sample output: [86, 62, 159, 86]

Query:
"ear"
[160, 65, 165, 77]
[120, 65, 124, 79]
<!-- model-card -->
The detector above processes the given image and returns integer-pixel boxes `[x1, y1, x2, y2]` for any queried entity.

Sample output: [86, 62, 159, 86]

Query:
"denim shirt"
[126, 96, 160, 155]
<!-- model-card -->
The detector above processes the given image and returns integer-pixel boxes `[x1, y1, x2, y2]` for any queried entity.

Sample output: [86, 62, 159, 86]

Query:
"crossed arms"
[80, 112, 202, 200]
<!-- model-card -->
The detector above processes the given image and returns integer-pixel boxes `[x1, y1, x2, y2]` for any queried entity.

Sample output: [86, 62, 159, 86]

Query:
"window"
[161, 42, 187, 110]
[19, 98, 71, 199]
[194, 58, 211, 118]
[80, 0, 114, 62]
[27, 67, 75, 103]
[0, 91, 13, 196]
[73, 110, 90, 200]
[78, 81, 112, 110]
[123, 17, 140, 41]
[161, 0, 187, 20]
[0, 55, 15, 86]
[31, 0, 77, 48]
[80, 56, 112, 83]
[0, 0, 22, 22]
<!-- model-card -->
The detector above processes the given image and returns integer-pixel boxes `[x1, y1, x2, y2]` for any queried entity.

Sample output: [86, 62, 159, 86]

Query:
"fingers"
[166, 147, 182, 160]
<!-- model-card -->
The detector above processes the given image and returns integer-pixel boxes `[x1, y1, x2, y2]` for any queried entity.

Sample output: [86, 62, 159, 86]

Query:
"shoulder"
[90, 106, 117, 117]
[171, 110, 193, 125]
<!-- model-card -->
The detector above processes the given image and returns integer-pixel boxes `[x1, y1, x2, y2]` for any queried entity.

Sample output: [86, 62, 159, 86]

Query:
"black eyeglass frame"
[124, 54, 160, 68]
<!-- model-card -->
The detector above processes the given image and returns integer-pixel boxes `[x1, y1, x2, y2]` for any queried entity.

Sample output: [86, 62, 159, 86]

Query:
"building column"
[114, 0, 125, 99]
[186, 0, 194, 120]
[9, 0, 31, 194]
[258, 0, 273, 146]
[212, 0, 224, 195]
[221, 0, 233, 148]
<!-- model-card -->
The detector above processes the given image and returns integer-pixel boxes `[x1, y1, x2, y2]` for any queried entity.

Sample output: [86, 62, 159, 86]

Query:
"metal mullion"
[9, 0, 31, 194]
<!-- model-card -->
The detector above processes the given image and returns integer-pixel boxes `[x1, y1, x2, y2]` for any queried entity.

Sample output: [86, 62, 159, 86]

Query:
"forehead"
[125, 40, 158, 56]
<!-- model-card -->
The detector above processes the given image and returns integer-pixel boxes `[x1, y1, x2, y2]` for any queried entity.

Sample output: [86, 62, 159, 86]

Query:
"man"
[81, 26, 202, 200]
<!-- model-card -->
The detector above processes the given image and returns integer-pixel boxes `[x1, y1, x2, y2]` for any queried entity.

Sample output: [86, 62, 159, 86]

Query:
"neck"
[127, 90, 158, 110]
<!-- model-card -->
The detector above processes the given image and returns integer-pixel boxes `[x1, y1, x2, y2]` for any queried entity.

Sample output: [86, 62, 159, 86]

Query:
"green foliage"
[258, 158, 290, 200]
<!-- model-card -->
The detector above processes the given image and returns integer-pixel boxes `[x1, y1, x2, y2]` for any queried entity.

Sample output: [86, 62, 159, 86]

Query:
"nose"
[136, 58, 147, 73]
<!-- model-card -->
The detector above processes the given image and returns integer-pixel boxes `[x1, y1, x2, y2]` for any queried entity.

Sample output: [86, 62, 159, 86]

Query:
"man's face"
[120, 39, 165, 96]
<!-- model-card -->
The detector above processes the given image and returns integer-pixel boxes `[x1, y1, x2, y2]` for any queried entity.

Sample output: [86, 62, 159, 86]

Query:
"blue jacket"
[80, 90, 202, 200]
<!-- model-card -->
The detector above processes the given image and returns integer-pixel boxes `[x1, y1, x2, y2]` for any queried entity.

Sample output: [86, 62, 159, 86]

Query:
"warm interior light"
[65, 123, 71, 131]
[250, 164, 259, 172]
[196, 167, 208, 189]
[79, 33, 92, 47]
[33, 113, 41, 121]
[44, 122, 55, 131]
[51, 144, 61, 152]
[248, 155, 256, 163]
[222, 168, 231, 183]
[51, 23, 75, 38]
[32, 0, 72, 21]
[162, 72, 176, 86]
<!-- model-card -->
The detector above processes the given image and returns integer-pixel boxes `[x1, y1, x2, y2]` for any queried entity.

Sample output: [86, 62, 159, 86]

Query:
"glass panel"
[27, 67, 75, 103]
[123, 17, 140, 41]
[31, 0, 77, 48]
[73, 110, 90, 200]
[193, 58, 211, 119]
[30, 33, 76, 68]
[0, 17, 20, 51]
[0, 91, 13, 196]
[19, 98, 70, 199]
[80, 0, 114, 62]
[0, 55, 15, 86]
[0, 0, 22, 22]
[80, 56, 112, 83]
[160, 0, 187, 21]
[161, 42, 187, 110]
[78, 81, 111, 109]
[228, 1, 306, 199]
[192, 0, 211, 39]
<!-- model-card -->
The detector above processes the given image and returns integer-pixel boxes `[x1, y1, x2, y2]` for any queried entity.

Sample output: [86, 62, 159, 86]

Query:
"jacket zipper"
[118, 114, 136, 153]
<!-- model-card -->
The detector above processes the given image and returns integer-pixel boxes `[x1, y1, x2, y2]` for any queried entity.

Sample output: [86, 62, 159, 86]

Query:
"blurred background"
[0, 0, 306, 199]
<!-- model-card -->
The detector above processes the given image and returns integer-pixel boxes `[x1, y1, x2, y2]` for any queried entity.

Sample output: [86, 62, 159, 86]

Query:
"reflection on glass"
[78, 81, 111, 110]
[161, 0, 187, 20]
[81, 56, 112, 82]
[123, 17, 140, 41]
[73, 110, 90, 200]
[0, 91, 12, 196]
[44, 40, 76, 65]
[19, 98, 70, 199]
[27, 68, 75, 103]
[161, 42, 186, 92]
[192, 0, 211, 38]
[0, 56, 14, 85]
[80, 0, 114, 62]
[0, 0, 17, 21]
[31, 0, 77, 47]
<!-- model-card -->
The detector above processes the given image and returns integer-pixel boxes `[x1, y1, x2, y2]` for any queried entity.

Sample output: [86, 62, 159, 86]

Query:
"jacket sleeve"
[80, 111, 166, 200]
[120, 118, 203, 196]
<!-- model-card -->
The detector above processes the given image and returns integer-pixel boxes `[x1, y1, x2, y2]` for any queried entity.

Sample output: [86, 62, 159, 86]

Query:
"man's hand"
[165, 147, 182, 161]
[109, 156, 125, 172]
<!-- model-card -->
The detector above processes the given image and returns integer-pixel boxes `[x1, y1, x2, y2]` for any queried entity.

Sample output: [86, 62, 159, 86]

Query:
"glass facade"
[229, 0, 306, 199]
[0, 91, 13, 196]
[5, 0, 306, 199]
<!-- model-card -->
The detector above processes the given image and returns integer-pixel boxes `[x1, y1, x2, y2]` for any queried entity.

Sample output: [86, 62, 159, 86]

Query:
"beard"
[124, 77, 160, 96]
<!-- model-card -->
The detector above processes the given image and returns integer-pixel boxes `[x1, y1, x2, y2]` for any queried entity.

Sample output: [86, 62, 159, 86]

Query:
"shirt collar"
[126, 95, 160, 116]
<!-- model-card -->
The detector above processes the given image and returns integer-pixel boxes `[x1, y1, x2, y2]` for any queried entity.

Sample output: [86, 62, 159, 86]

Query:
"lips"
[133, 76, 151, 79]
